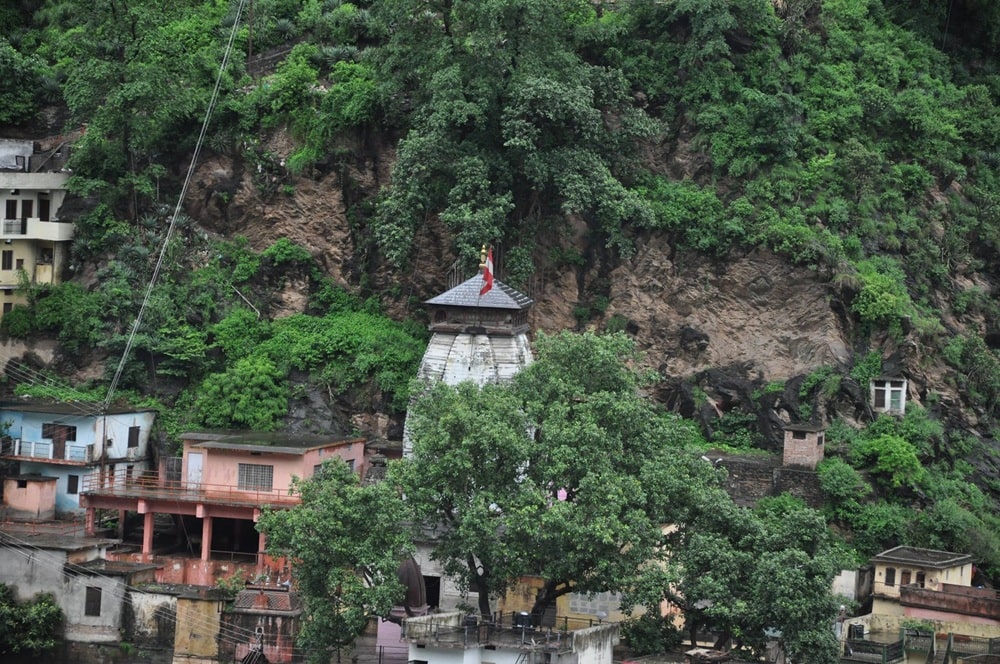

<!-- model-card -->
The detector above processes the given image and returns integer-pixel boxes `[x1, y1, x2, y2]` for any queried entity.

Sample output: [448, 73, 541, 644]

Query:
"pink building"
[2, 474, 57, 520]
[81, 431, 367, 586]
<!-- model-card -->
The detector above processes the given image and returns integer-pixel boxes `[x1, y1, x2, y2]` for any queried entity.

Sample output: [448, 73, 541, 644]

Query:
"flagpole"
[478, 244, 494, 327]
[476, 245, 485, 326]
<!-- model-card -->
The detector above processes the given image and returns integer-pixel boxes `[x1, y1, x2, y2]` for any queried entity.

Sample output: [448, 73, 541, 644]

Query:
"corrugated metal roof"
[425, 275, 532, 310]
[233, 588, 303, 613]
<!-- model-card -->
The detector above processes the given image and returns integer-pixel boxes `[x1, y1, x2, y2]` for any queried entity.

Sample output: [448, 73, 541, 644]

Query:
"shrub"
[849, 433, 926, 489]
[818, 457, 871, 519]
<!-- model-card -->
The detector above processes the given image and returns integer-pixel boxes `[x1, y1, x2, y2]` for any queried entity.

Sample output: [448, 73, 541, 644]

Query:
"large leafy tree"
[40, 0, 232, 221]
[370, 0, 658, 264]
[258, 460, 413, 664]
[659, 495, 845, 663]
[396, 331, 717, 617]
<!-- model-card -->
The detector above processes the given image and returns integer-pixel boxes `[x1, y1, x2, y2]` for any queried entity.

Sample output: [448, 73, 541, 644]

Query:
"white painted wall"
[0, 543, 125, 643]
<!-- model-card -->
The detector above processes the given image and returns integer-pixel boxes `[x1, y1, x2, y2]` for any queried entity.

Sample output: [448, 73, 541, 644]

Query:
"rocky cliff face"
[179, 130, 978, 454]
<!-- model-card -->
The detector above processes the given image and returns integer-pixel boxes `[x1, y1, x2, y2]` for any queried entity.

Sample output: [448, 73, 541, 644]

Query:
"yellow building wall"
[173, 596, 221, 664]
[873, 561, 972, 598]
[499, 576, 636, 624]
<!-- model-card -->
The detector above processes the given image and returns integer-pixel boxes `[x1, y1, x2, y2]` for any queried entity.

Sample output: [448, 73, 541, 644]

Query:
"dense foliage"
[400, 332, 713, 616]
[0, 585, 63, 656]
[4, 0, 1000, 655]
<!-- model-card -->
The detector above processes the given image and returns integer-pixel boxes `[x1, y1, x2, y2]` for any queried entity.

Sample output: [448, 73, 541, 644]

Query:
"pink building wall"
[180, 439, 366, 492]
[2, 476, 57, 520]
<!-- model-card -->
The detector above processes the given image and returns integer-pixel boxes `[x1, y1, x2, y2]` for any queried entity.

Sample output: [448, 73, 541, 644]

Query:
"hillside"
[3, 0, 1000, 576]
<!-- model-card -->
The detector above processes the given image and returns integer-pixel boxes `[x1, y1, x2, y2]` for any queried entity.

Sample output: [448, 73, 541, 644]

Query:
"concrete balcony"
[1, 217, 74, 241]
[1, 437, 92, 463]
[0, 171, 70, 190]
[81, 468, 301, 509]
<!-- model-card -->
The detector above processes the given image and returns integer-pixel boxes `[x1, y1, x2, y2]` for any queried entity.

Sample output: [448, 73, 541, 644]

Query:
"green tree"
[258, 460, 413, 664]
[49, 0, 230, 221]
[398, 331, 714, 617]
[817, 457, 872, 520]
[0, 38, 42, 125]
[370, 0, 657, 265]
[192, 355, 289, 430]
[669, 496, 844, 663]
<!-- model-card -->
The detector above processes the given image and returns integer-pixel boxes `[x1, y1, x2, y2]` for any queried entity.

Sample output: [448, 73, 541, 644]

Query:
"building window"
[1, 251, 11, 270]
[42, 423, 77, 441]
[16, 479, 27, 489]
[14, 258, 22, 270]
[2, 303, 11, 314]
[872, 378, 907, 415]
[792, 430, 806, 440]
[916, 572, 926, 588]
[238, 463, 274, 491]
[885, 567, 896, 587]
[901, 570, 911, 586]
[67, 475, 79, 495]
[85, 587, 102, 616]
[4, 200, 15, 219]
[38, 197, 50, 221]
[346, 459, 354, 472]
[20, 200, 32, 220]
[127, 426, 140, 448]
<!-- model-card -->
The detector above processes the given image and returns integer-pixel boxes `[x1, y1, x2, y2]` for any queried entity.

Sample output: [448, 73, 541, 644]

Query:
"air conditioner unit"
[126, 447, 142, 461]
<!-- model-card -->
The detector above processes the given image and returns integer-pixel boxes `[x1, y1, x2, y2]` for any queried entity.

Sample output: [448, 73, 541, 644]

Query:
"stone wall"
[719, 456, 825, 508]
[721, 458, 779, 507]
[773, 467, 825, 508]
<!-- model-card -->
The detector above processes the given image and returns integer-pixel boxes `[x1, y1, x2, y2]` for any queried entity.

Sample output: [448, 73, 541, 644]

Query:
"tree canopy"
[399, 332, 717, 617]
[370, 0, 657, 265]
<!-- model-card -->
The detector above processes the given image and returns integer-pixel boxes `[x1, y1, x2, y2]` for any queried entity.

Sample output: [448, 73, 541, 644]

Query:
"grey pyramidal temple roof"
[425, 275, 533, 310]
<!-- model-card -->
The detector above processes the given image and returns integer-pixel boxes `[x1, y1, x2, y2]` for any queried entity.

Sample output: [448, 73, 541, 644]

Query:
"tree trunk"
[528, 579, 559, 619]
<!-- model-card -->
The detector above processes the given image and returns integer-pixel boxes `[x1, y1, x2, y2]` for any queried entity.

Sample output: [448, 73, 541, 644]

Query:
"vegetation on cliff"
[3, 0, 1000, 652]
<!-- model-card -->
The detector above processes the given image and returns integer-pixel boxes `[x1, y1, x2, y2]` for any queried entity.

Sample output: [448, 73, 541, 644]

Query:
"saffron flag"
[480, 247, 494, 296]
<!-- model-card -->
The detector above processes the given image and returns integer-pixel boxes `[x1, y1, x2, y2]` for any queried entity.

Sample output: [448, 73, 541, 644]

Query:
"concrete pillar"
[142, 511, 154, 557]
[117, 509, 126, 539]
[201, 516, 213, 561]
[257, 530, 267, 574]
[85, 507, 96, 536]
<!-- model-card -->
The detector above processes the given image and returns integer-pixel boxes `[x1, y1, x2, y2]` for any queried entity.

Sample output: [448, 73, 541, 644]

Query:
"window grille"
[42, 423, 77, 441]
[85, 587, 102, 616]
[238, 463, 274, 491]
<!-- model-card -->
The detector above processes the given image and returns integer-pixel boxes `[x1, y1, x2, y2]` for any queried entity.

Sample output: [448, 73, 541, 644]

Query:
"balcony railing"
[842, 638, 905, 663]
[404, 611, 613, 652]
[1, 438, 91, 462]
[81, 468, 300, 508]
